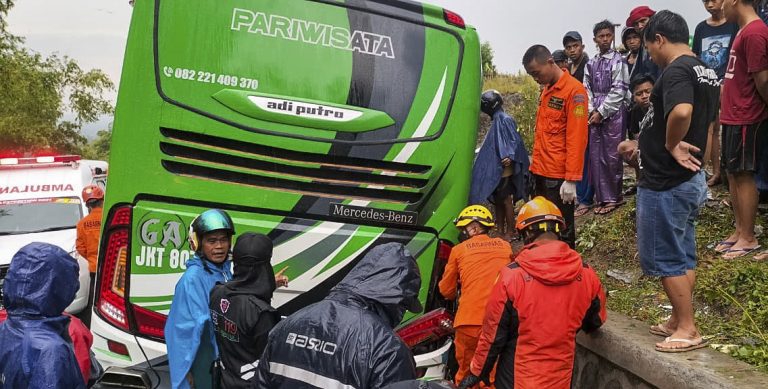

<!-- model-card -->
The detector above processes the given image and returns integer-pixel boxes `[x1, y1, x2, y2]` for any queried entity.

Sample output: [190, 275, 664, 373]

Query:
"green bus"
[92, 0, 481, 384]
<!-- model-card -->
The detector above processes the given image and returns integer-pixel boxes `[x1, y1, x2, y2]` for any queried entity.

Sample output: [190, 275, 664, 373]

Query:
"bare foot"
[728, 237, 759, 252]
[722, 238, 761, 259]
[707, 174, 721, 187]
[649, 322, 676, 337]
[715, 231, 741, 253]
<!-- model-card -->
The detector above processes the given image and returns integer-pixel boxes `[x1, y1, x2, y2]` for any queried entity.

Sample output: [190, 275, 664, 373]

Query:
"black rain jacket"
[254, 242, 422, 389]
[209, 233, 280, 389]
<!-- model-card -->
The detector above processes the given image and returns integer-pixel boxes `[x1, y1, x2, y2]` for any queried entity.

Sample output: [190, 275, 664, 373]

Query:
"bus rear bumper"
[414, 338, 453, 381]
[93, 313, 453, 387]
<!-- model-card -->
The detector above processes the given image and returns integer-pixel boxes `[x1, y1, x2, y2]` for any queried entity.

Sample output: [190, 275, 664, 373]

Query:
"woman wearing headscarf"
[209, 233, 283, 389]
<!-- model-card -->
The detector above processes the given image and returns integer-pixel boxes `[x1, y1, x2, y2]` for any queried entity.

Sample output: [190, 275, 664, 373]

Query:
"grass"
[577, 185, 768, 371]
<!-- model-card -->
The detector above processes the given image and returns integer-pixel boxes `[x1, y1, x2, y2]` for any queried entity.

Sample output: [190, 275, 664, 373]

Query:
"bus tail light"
[133, 304, 166, 339]
[437, 240, 452, 262]
[96, 206, 132, 331]
[107, 339, 130, 357]
[443, 9, 465, 29]
[396, 308, 454, 348]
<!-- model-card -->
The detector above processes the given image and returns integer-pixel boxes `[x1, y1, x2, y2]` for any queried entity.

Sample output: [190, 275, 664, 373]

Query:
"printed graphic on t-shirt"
[637, 104, 654, 171]
[211, 309, 240, 342]
[639, 104, 654, 137]
[725, 52, 736, 79]
[701, 34, 732, 73]
[693, 65, 720, 87]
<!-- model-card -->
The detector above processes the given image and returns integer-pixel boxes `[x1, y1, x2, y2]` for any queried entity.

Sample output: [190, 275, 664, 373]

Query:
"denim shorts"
[636, 172, 707, 277]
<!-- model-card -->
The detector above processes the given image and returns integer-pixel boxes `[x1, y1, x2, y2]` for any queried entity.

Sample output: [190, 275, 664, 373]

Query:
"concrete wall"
[573, 345, 655, 389]
[573, 311, 768, 389]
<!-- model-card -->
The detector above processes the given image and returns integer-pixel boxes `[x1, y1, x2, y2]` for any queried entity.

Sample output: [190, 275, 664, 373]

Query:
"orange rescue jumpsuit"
[438, 234, 511, 387]
[76, 207, 102, 273]
[530, 70, 589, 182]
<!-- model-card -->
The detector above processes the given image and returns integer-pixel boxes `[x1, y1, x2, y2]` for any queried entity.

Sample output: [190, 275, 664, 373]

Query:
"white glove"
[560, 181, 577, 204]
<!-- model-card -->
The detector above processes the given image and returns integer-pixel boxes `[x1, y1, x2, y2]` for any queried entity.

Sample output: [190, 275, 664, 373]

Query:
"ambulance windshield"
[0, 198, 83, 235]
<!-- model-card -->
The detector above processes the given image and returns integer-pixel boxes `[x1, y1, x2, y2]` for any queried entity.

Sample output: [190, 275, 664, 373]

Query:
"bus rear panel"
[93, 0, 480, 381]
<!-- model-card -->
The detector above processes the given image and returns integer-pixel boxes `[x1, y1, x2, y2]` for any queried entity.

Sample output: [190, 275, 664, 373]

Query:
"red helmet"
[82, 185, 104, 203]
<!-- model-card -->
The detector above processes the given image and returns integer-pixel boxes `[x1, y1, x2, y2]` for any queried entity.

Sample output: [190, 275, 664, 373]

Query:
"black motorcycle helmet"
[480, 89, 503, 117]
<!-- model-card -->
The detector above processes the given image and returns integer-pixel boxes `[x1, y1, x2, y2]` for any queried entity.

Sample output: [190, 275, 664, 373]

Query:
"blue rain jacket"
[469, 111, 530, 204]
[0, 242, 85, 389]
[165, 254, 232, 389]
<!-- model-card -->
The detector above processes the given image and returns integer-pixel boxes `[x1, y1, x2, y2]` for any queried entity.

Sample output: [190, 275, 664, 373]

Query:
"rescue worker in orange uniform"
[522, 44, 589, 248]
[76, 184, 104, 326]
[439, 205, 511, 387]
[458, 197, 606, 389]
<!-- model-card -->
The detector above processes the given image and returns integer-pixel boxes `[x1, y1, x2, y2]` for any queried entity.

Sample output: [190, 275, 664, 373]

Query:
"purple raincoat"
[585, 50, 629, 204]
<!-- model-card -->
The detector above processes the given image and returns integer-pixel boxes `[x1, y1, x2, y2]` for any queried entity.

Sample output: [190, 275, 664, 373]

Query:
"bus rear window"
[156, 0, 462, 142]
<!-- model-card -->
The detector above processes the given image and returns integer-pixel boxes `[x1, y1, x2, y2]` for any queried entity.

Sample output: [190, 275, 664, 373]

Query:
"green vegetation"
[480, 72, 539, 150]
[481, 41, 497, 78]
[82, 128, 112, 161]
[577, 191, 768, 371]
[0, 0, 114, 156]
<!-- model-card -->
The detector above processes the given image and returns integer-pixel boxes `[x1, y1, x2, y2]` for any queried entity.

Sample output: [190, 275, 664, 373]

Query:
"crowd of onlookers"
[541, 1, 768, 361]
[2, 2, 768, 389]
[462, 0, 768, 387]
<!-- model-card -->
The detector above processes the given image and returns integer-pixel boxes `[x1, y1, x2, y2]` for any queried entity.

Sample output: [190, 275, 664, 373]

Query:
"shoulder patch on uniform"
[220, 298, 230, 313]
[573, 94, 587, 104]
[573, 104, 586, 118]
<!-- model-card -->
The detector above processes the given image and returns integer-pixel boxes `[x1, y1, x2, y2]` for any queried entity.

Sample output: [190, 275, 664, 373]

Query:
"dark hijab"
[225, 232, 276, 301]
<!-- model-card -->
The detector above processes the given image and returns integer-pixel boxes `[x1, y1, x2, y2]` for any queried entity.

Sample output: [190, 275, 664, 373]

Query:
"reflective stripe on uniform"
[268, 362, 357, 389]
[240, 360, 259, 381]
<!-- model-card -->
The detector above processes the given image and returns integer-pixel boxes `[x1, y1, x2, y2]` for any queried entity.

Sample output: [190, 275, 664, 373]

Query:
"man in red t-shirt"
[717, 0, 768, 259]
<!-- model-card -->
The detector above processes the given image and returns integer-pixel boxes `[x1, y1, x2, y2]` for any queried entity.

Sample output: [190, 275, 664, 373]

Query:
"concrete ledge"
[575, 311, 768, 389]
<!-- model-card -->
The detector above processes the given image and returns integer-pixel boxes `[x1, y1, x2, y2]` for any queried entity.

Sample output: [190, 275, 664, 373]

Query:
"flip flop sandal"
[594, 201, 625, 215]
[754, 250, 768, 261]
[649, 323, 674, 337]
[722, 245, 762, 260]
[714, 240, 736, 253]
[655, 337, 709, 353]
[574, 205, 592, 217]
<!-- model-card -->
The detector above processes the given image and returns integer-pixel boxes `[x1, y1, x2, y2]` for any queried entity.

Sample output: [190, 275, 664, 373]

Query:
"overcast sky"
[7, 0, 708, 115]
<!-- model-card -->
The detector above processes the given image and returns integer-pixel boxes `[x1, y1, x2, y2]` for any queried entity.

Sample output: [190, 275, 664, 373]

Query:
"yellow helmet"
[454, 205, 495, 228]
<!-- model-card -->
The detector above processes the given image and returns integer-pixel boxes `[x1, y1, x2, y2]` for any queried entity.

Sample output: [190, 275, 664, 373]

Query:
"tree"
[0, 1, 14, 33]
[83, 126, 112, 161]
[0, 1, 114, 154]
[481, 41, 497, 78]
